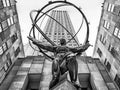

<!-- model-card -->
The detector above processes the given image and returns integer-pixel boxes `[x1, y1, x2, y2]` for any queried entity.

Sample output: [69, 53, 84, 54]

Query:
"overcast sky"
[16, 0, 104, 56]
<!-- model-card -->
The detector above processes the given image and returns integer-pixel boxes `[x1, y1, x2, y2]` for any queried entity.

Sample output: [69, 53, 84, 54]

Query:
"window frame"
[2, 0, 7, 7]
[7, 18, 11, 26]
[0, 24, 2, 33]
[6, 0, 10, 6]
[114, 27, 119, 36]
[1, 20, 8, 31]
[103, 20, 110, 30]
[117, 31, 120, 39]
[0, 46, 3, 55]
[107, 3, 115, 12]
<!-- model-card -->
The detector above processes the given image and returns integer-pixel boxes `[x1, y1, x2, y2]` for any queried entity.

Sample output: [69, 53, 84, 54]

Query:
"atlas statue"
[28, 0, 90, 89]
[28, 36, 90, 89]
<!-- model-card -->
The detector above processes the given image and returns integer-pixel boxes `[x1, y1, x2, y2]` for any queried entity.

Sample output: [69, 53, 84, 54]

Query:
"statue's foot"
[49, 77, 59, 89]
[72, 82, 81, 89]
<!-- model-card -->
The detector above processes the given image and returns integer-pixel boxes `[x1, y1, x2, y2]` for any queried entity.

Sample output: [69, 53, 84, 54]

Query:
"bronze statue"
[28, 36, 90, 89]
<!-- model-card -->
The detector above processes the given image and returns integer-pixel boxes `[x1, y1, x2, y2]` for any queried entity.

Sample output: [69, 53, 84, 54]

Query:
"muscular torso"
[54, 46, 71, 64]
[55, 46, 69, 54]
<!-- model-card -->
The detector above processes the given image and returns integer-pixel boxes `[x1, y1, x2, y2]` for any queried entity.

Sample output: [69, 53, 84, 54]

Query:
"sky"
[16, 0, 104, 56]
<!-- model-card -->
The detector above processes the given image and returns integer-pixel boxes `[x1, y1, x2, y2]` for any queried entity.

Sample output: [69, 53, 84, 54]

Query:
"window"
[118, 31, 120, 39]
[0, 24, 2, 33]
[0, 46, 3, 55]
[97, 48, 102, 57]
[10, 0, 16, 6]
[104, 58, 107, 65]
[6, 0, 10, 6]
[10, 17, 14, 25]
[100, 34, 102, 41]
[113, 27, 120, 39]
[2, 0, 10, 7]
[11, 33, 17, 44]
[58, 33, 60, 35]
[0, 0, 4, 9]
[7, 18, 11, 26]
[54, 33, 57, 35]
[102, 36, 106, 45]
[108, 44, 112, 51]
[7, 38, 11, 48]
[114, 27, 119, 36]
[2, 42, 8, 52]
[0, 68, 5, 79]
[106, 62, 111, 72]
[118, 11, 120, 16]
[4, 63, 8, 71]
[7, 59, 12, 67]
[114, 74, 120, 89]
[1, 20, 8, 31]
[0, 32, 5, 41]
[6, 53, 12, 67]
[14, 47, 20, 57]
[107, 22, 110, 29]
[103, 20, 110, 29]
[2, 0, 7, 7]
[107, 3, 114, 12]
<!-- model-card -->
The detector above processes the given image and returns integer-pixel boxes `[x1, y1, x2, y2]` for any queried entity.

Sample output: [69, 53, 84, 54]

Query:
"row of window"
[104, 58, 120, 89]
[0, 46, 20, 79]
[107, 3, 114, 12]
[0, 53, 12, 83]
[99, 33, 118, 55]
[113, 27, 120, 39]
[100, 34, 106, 45]
[2, 0, 15, 7]
[0, 42, 8, 55]
[0, 16, 15, 33]
[97, 49, 111, 72]
[0, 33, 18, 56]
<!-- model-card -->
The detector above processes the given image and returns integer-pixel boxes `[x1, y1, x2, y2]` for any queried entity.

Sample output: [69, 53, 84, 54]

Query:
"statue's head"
[60, 38, 66, 45]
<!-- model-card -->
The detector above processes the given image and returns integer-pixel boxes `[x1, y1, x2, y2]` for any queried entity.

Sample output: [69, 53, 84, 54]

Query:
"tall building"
[0, 0, 24, 84]
[41, 10, 79, 47]
[93, 0, 120, 89]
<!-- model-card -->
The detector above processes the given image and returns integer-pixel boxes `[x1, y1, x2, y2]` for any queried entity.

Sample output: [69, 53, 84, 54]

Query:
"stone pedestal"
[51, 79, 78, 90]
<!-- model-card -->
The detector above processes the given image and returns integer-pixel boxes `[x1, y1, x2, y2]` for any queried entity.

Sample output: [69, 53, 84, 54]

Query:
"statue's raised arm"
[27, 36, 56, 52]
[69, 42, 90, 54]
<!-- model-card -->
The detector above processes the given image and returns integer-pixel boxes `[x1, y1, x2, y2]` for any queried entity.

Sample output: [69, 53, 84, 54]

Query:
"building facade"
[41, 10, 79, 47]
[0, 0, 24, 84]
[93, 0, 120, 89]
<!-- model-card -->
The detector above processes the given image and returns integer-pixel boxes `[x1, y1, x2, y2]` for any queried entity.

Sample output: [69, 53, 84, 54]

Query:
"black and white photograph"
[0, 0, 120, 90]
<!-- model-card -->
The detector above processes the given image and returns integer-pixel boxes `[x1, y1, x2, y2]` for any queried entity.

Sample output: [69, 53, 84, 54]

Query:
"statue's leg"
[49, 59, 60, 89]
[67, 56, 78, 82]
[60, 60, 68, 75]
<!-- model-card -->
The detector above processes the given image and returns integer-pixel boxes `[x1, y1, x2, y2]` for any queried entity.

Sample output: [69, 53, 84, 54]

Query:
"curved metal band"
[29, 0, 89, 59]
